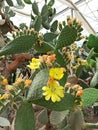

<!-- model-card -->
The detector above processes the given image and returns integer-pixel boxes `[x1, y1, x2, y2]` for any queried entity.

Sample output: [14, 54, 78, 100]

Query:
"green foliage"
[4, 6, 15, 17]
[23, 0, 31, 4]
[27, 69, 49, 100]
[30, 0, 56, 31]
[90, 72, 98, 87]
[16, 0, 24, 6]
[62, 125, 71, 130]
[55, 50, 66, 67]
[76, 65, 83, 78]
[0, 31, 37, 56]
[89, 59, 96, 68]
[15, 102, 35, 130]
[48, 0, 55, 7]
[86, 48, 94, 62]
[0, 100, 10, 115]
[56, 26, 77, 48]
[32, 2, 39, 15]
[33, 15, 42, 32]
[41, 4, 48, 21]
[82, 88, 98, 107]
[32, 94, 75, 111]
[1, 0, 98, 129]
[38, 109, 48, 124]
[90, 58, 98, 87]
[87, 34, 98, 53]
[0, 117, 10, 127]
[42, 21, 50, 29]
[6, 0, 13, 6]
[50, 110, 69, 125]
[50, 20, 58, 32]
[33, 41, 54, 53]
[43, 32, 58, 42]
[4, 6, 15, 18]
[69, 109, 84, 130]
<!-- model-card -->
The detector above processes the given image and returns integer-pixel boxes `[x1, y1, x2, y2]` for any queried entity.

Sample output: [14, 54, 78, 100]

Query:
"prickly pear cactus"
[57, 25, 77, 48]
[56, 17, 84, 49]
[30, 0, 56, 31]
[69, 109, 84, 130]
[0, 28, 38, 56]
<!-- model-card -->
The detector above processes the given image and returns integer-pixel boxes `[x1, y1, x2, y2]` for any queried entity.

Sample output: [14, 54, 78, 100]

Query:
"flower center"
[51, 87, 56, 92]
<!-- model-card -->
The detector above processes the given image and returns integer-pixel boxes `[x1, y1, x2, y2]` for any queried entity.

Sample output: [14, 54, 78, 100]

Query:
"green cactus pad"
[32, 94, 75, 111]
[82, 88, 98, 107]
[43, 32, 58, 42]
[15, 102, 35, 130]
[87, 34, 98, 53]
[90, 72, 98, 87]
[27, 69, 49, 100]
[33, 41, 54, 53]
[32, 1, 39, 15]
[0, 33, 37, 56]
[33, 15, 42, 32]
[56, 25, 77, 48]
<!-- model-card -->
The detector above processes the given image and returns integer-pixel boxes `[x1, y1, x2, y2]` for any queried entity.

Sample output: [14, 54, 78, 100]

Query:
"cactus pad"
[0, 30, 37, 56]
[57, 25, 77, 48]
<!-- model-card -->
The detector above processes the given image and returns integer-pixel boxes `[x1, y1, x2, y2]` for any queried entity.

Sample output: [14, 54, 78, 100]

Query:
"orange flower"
[48, 54, 56, 62]
[76, 90, 83, 97]
[24, 79, 32, 87]
[1, 78, 8, 86]
[67, 20, 72, 25]
[77, 58, 81, 63]
[47, 77, 55, 86]
[2, 93, 10, 99]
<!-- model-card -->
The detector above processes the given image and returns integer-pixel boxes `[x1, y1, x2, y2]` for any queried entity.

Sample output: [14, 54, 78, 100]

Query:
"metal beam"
[65, 0, 96, 34]
[55, 0, 86, 17]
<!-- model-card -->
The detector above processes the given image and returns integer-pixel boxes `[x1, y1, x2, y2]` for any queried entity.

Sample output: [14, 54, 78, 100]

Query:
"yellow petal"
[56, 89, 64, 97]
[54, 94, 61, 102]
[45, 94, 51, 100]
[42, 86, 49, 91]
[49, 68, 64, 80]
[51, 94, 57, 102]
[43, 91, 50, 96]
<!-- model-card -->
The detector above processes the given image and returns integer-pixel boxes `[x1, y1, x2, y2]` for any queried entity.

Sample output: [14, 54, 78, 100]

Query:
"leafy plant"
[0, 0, 98, 130]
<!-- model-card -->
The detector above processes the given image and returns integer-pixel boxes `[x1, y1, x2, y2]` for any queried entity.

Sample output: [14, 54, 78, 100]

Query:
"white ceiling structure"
[10, 0, 98, 35]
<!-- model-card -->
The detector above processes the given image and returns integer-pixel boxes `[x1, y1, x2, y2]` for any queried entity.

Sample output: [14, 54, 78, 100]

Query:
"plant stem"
[83, 122, 98, 129]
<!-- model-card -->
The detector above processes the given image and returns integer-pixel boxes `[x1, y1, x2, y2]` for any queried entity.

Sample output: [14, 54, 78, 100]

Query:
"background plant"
[0, 0, 98, 130]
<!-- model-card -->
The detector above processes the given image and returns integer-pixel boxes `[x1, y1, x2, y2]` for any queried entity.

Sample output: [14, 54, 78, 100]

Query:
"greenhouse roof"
[8, 0, 98, 34]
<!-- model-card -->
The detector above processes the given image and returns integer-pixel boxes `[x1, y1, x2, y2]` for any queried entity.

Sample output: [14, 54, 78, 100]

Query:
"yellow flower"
[27, 58, 41, 69]
[77, 58, 81, 63]
[1, 78, 8, 86]
[42, 80, 64, 103]
[49, 68, 66, 80]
